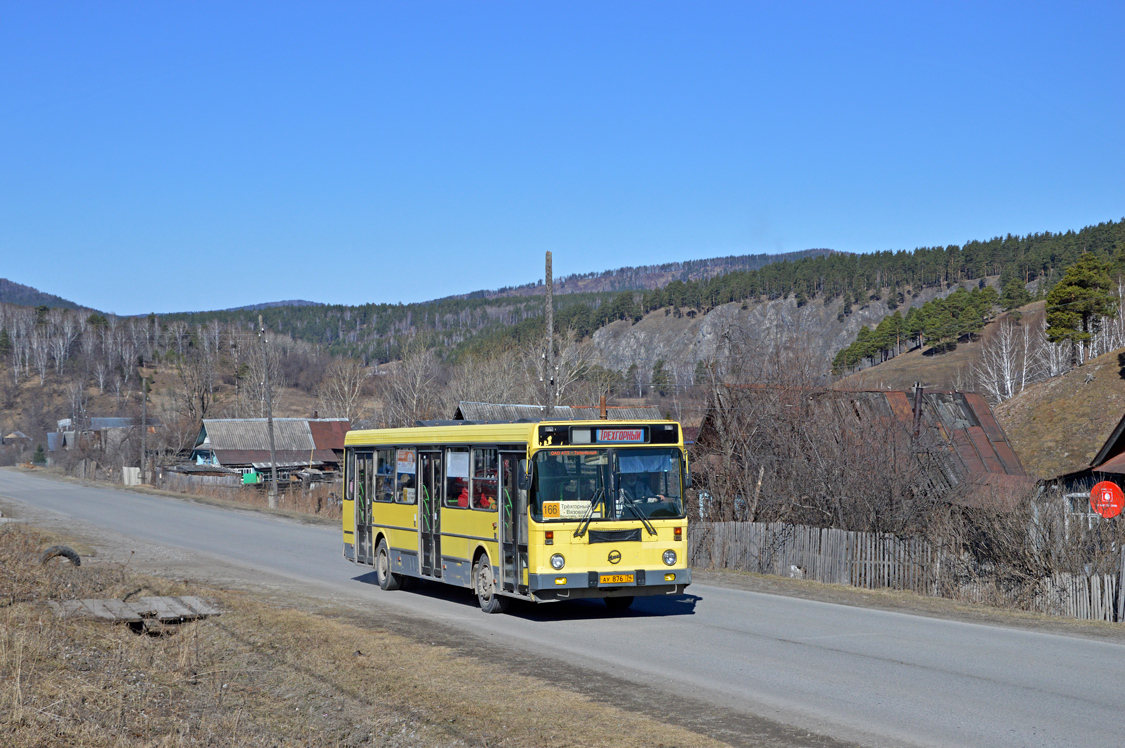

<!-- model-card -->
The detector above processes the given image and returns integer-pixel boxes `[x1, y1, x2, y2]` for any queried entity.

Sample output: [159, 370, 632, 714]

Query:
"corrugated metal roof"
[196, 419, 346, 452]
[308, 419, 349, 450]
[453, 401, 665, 422]
[90, 417, 133, 429]
[1095, 453, 1125, 474]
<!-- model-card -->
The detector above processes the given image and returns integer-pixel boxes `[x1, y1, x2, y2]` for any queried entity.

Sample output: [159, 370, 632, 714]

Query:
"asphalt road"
[2, 469, 1123, 748]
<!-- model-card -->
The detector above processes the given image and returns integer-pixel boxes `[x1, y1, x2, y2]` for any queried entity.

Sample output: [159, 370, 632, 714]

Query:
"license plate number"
[599, 574, 634, 585]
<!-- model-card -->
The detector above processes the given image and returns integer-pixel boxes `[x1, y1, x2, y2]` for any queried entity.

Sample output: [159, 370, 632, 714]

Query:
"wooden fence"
[689, 521, 1122, 623]
[156, 471, 243, 493]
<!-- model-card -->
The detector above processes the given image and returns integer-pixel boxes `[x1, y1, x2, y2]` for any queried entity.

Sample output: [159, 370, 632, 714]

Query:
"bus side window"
[470, 445, 497, 510]
[472, 448, 498, 511]
[395, 448, 417, 505]
[445, 448, 470, 508]
[376, 448, 395, 502]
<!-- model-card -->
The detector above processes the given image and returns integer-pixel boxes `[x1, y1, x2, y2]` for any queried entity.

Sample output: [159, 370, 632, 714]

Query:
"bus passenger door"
[500, 453, 527, 594]
[419, 451, 442, 578]
[355, 452, 373, 565]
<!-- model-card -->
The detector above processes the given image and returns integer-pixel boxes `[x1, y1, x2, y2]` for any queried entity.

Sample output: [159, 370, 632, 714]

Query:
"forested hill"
[452, 248, 837, 300]
[223, 300, 324, 312]
[166, 218, 1124, 367]
[0, 279, 82, 310]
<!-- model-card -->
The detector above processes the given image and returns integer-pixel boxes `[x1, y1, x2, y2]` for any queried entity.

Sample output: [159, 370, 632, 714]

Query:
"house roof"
[90, 417, 134, 429]
[453, 401, 665, 422]
[695, 385, 1031, 509]
[1079, 411, 1125, 476]
[308, 419, 349, 450]
[193, 418, 349, 467]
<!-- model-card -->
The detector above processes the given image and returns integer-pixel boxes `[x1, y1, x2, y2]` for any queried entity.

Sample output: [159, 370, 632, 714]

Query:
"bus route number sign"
[542, 502, 561, 518]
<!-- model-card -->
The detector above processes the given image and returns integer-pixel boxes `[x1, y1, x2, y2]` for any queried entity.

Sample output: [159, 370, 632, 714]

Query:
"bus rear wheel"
[474, 557, 508, 614]
[375, 539, 402, 591]
[604, 596, 634, 611]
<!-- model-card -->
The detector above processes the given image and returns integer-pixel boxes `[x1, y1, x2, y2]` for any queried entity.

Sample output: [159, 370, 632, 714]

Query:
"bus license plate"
[599, 574, 634, 585]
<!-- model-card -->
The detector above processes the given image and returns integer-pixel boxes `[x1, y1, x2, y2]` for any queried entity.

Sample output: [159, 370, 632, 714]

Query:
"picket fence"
[688, 521, 1121, 623]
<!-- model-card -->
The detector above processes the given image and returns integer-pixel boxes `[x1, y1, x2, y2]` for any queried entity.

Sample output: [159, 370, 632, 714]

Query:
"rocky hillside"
[588, 280, 987, 379]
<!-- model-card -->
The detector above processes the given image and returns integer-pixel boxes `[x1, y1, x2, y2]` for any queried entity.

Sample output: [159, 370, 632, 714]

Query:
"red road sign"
[1090, 481, 1124, 519]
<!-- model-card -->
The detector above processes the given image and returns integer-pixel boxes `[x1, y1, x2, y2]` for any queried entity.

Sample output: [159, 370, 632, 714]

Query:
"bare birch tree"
[316, 359, 370, 425]
[379, 342, 441, 426]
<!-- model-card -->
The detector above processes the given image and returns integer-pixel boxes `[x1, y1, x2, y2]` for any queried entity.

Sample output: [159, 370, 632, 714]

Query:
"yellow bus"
[342, 419, 691, 613]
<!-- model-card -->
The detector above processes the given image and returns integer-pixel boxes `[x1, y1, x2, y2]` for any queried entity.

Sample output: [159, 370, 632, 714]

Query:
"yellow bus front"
[523, 423, 691, 603]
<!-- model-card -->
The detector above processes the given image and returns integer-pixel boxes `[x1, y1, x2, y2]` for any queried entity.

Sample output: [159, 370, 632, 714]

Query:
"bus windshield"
[531, 447, 684, 522]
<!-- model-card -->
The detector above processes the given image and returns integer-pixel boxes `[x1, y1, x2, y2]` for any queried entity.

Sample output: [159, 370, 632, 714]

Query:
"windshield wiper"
[572, 487, 604, 538]
[620, 493, 658, 536]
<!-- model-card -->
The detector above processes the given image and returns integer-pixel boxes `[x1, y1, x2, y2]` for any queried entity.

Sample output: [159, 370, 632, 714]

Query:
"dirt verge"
[3, 522, 739, 748]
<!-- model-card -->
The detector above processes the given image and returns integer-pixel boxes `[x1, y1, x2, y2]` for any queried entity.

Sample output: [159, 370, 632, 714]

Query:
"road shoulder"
[693, 567, 1125, 643]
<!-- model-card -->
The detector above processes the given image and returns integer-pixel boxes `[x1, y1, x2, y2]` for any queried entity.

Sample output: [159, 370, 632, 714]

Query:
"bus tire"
[604, 595, 634, 611]
[474, 557, 508, 614]
[375, 539, 401, 591]
[40, 545, 81, 567]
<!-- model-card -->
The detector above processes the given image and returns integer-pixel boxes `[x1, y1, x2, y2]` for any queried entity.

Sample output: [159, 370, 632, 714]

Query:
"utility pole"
[545, 251, 554, 418]
[259, 315, 279, 509]
[140, 372, 147, 485]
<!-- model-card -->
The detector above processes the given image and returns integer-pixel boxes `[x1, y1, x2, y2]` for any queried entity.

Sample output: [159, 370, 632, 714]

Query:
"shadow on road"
[351, 570, 700, 620]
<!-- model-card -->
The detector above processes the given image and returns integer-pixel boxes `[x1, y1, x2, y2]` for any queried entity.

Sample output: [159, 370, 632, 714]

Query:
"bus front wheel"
[474, 557, 508, 614]
[605, 596, 634, 611]
[375, 539, 402, 591]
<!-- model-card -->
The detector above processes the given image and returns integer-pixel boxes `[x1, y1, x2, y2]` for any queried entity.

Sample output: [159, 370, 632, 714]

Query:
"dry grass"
[0, 524, 728, 747]
[157, 480, 343, 521]
[995, 348, 1125, 478]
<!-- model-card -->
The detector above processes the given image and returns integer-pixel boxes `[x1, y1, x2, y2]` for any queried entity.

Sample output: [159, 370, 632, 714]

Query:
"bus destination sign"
[596, 428, 645, 443]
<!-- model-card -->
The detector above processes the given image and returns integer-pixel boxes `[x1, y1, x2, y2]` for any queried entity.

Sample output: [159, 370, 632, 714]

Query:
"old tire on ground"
[375, 539, 401, 591]
[604, 595, 634, 611]
[474, 557, 508, 614]
[40, 545, 81, 567]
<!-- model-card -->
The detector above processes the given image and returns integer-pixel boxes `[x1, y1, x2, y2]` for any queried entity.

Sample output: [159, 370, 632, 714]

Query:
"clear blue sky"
[2, 2, 1122, 315]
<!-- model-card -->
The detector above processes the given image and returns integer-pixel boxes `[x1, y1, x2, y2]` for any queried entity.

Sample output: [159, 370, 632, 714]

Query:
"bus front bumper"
[528, 568, 691, 600]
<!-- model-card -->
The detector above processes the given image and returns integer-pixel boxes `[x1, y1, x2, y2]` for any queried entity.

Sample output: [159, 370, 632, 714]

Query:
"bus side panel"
[441, 506, 498, 588]
[375, 501, 421, 577]
[439, 506, 471, 587]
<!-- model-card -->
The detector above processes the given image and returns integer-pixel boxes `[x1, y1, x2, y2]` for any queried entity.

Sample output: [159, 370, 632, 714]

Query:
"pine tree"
[1046, 252, 1117, 364]
[651, 359, 673, 396]
[693, 359, 710, 385]
[0, 328, 11, 357]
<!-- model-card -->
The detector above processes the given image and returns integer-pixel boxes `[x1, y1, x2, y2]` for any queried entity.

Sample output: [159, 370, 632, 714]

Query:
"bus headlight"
[662, 549, 677, 566]
[550, 554, 565, 570]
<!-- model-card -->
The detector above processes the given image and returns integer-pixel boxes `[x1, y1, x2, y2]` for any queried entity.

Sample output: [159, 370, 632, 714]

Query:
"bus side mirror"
[685, 471, 693, 489]
[517, 460, 531, 490]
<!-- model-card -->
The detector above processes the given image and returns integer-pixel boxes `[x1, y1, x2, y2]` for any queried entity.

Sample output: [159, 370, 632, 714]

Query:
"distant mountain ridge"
[450, 248, 838, 300]
[223, 300, 324, 312]
[0, 279, 82, 310]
